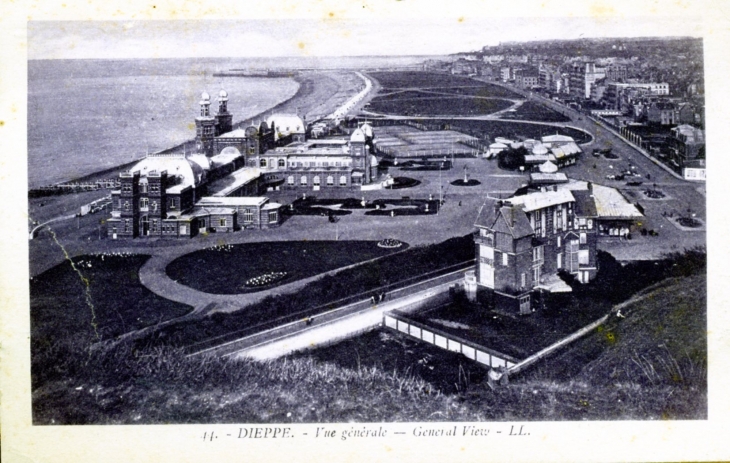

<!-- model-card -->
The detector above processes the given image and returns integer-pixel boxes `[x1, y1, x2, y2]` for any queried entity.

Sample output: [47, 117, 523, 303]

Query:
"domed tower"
[215, 89, 233, 136]
[195, 92, 216, 156]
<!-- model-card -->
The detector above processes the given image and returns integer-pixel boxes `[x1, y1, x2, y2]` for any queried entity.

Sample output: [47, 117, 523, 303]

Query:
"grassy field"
[368, 92, 514, 117]
[368, 71, 522, 99]
[500, 100, 571, 123]
[166, 241, 405, 294]
[32, 269, 706, 424]
[30, 254, 193, 389]
[430, 119, 593, 144]
[137, 235, 475, 350]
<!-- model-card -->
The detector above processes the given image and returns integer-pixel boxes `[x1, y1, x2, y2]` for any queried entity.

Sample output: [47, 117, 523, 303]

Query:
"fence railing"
[383, 310, 520, 369]
[187, 261, 474, 356]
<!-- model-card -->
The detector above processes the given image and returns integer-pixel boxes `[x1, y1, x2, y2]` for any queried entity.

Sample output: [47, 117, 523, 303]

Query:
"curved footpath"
[138, 242, 412, 314]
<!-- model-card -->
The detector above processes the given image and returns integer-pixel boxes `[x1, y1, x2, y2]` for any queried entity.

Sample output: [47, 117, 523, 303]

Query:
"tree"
[497, 146, 528, 170]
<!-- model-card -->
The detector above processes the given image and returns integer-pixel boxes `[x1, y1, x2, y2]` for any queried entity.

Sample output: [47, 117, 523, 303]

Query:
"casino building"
[107, 90, 379, 239]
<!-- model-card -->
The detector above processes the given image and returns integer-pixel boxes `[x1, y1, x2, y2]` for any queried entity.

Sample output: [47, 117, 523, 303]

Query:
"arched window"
[326, 175, 334, 186]
[339, 175, 347, 186]
[313, 176, 321, 186]
[486, 233, 494, 247]
[287, 176, 294, 186]
[300, 176, 307, 185]
[278, 159, 286, 168]
[260, 158, 267, 168]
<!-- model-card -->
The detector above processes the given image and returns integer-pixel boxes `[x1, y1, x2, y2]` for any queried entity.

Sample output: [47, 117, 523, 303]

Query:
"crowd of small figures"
[244, 272, 288, 287]
[377, 238, 403, 248]
[211, 244, 235, 252]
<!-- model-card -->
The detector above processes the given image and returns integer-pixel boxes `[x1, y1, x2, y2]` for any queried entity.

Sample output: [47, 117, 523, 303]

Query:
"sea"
[27, 55, 431, 189]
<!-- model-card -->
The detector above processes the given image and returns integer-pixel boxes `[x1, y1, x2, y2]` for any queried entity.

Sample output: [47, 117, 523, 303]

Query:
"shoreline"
[30, 71, 338, 190]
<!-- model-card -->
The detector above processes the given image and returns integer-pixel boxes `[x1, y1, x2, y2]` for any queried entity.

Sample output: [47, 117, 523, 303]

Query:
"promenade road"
[234, 279, 456, 361]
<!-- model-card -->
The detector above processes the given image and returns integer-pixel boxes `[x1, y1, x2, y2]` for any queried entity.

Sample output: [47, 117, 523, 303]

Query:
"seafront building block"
[108, 90, 379, 239]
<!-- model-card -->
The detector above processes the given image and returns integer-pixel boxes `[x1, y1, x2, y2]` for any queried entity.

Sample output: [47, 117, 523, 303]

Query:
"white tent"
[539, 160, 559, 173]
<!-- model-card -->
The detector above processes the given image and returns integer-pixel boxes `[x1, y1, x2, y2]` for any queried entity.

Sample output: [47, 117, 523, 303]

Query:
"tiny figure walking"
[370, 296, 375, 304]
[305, 317, 312, 326]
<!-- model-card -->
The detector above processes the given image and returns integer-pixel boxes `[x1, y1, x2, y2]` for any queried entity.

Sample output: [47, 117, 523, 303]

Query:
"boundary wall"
[383, 310, 520, 369]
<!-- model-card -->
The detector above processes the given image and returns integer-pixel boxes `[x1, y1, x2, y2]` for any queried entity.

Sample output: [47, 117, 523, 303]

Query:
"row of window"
[287, 175, 348, 186]
[259, 159, 351, 168]
[120, 184, 161, 194]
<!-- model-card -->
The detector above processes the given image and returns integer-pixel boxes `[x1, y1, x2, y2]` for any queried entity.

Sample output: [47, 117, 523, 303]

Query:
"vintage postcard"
[2, 1, 729, 461]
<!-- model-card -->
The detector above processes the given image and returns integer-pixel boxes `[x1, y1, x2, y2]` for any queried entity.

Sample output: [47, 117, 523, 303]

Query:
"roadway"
[228, 276, 460, 361]
[186, 266, 469, 357]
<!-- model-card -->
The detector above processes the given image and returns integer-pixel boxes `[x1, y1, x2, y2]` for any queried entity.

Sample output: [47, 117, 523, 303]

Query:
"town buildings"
[486, 134, 582, 171]
[668, 124, 706, 180]
[107, 91, 379, 239]
[568, 61, 607, 99]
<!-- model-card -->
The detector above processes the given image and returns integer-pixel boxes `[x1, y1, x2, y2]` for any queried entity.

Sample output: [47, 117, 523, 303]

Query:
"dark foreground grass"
[31, 267, 705, 423]
[30, 254, 193, 389]
[166, 241, 404, 294]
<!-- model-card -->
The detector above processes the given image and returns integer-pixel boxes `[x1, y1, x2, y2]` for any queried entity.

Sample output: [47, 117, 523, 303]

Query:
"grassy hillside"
[33, 271, 706, 423]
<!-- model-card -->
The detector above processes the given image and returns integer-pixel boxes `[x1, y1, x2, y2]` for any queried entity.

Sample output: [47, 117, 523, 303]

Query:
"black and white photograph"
[2, 1, 728, 462]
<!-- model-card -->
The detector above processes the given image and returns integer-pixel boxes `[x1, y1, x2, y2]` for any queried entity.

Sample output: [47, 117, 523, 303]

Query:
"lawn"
[499, 100, 571, 123]
[368, 93, 514, 117]
[368, 71, 485, 89]
[30, 254, 193, 389]
[166, 240, 407, 295]
[31, 255, 705, 424]
[138, 235, 475, 351]
[368, 71, 523, 99]
[426, 119, 593, 144]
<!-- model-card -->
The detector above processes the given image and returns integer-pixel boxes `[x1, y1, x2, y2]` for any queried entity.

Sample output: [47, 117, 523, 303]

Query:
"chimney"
[494, 199, 503, 212]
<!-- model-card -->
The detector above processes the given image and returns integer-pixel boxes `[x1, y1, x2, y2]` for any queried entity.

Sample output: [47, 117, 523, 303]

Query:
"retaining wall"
[383, 310, 519, 369]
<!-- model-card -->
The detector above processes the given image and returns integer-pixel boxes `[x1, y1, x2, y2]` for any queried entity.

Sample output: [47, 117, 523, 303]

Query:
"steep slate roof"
[571, 190, 598, 217]
[476, 198, 533, 239]
[495, 205, 534, 239]
[474, 198, 499, 229]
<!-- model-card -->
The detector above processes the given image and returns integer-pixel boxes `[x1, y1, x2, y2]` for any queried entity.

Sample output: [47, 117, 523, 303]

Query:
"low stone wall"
[383, 310, 519, 369]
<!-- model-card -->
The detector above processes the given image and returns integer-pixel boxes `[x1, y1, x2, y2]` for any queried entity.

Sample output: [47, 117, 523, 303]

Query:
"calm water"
[27, 56, 431, 188]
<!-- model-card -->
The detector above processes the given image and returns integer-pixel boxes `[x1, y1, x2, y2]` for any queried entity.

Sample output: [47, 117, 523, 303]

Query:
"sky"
[28, 16, 704, 60]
